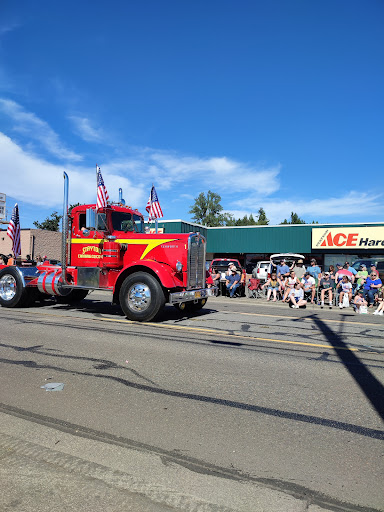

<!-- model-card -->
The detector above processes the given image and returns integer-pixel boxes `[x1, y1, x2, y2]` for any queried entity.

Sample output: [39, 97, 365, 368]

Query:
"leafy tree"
[256, 207, 269, 225]
[280, 212, 306, 225]
[33, 204, 82, 231]
[33, 211, 62, 231]
[189, 191, 230, 227]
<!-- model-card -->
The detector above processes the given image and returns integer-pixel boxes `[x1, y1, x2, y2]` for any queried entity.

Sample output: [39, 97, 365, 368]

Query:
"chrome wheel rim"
[0, 274, 17, 301]
[127, 283, 151, 312]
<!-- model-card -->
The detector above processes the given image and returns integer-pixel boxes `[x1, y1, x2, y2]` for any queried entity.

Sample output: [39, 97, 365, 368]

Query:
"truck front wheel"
[119, 272, 165, 322]
[0, 267, 30, 308]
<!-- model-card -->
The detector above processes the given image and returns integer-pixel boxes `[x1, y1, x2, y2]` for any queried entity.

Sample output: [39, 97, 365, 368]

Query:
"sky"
[0, 0, 383, 229]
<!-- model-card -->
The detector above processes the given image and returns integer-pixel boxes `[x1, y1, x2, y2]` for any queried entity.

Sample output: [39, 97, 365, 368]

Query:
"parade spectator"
[355, 264, 368, 290]
[282, 271, 300, 302]
[274, 258, 290, 280]
[225, 267, 241, 298]
[301, 272, 316, 304]
[373, 294, 384, 315]
[289, 282, 307, 308]
[328, 265, 336, 286]
[319, 271, 333, 309]
[370, 263, 379, 278]
[335, 263, 355, 284]
[345, 261, 357, 276]
[291, 259, 306, 279]
[36, 254, 43, 266]
[210, 267, 221, 288]
[0, 254, 6, 265]
[226, 262, 235, 275]
[362, 272, 382, 307]
[6, 254, 14, 266]
[338, 275, 353, 308]
[262, 273, 282, 301]
[354, 290, 368, 313]
[307, 259, 321, 283]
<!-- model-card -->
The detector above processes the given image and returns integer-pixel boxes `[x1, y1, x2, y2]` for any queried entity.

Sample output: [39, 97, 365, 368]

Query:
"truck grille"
[187, 233, 206, 289]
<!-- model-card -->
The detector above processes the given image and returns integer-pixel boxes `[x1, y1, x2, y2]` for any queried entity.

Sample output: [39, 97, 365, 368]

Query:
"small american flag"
[146, 186, 163, 221]
[7, 203, 21, 257]
[96, 166, 109, 210]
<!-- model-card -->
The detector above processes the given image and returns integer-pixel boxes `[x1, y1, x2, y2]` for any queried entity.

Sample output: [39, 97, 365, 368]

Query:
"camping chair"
[248, 278, 262, 298]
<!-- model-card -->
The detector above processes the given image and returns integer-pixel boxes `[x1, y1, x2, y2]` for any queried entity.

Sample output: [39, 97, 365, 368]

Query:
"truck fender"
[113, 261, 179, 303]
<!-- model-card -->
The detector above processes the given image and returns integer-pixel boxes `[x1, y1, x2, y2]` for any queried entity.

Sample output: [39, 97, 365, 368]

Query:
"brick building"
[0, 228, 61, 261]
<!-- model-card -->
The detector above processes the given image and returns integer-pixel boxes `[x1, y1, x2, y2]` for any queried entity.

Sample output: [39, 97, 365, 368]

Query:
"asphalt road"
[0, 293, 383, 512]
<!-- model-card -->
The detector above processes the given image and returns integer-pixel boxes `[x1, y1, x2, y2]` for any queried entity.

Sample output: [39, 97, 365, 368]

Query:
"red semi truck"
[0, 172, 216, 321]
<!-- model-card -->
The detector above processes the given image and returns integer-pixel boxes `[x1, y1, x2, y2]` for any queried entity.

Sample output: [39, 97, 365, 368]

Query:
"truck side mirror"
[85, 208, 96, 230]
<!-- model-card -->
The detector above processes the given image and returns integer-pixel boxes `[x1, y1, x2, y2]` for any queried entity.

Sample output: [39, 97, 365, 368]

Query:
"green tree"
[256, 207, 269, 225]
[189, 191, 230, 227]
[33, 211, 62, 231]
[280, 211, 306, 225]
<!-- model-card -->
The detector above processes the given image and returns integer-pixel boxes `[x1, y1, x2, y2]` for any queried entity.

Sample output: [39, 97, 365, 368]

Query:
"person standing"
[275, 259, 290, 280]
[291, 259, 306, 280]
[306, 258, 322, 283]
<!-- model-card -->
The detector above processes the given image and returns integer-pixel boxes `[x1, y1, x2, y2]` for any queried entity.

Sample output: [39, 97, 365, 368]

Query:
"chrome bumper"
[169, 287, 217, 304]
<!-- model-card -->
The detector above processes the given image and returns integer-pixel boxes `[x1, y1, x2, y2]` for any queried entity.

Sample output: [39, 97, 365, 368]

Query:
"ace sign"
[312, 227, 384, 249]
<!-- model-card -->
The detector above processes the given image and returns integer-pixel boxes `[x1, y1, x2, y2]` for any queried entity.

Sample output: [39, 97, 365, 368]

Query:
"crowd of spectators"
[206, 257, 383, 314]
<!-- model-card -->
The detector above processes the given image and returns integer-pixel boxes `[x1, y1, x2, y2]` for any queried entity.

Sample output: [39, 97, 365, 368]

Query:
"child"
[289, 282, 307, 309]
[354, 290, 368, 313]
[373, 294, 384, 316]
[338, 275, 352, 308]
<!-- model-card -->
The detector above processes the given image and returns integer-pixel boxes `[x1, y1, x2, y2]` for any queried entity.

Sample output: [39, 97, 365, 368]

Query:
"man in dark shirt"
[226, 268, 241, 298]
[319, 271, 333, 309]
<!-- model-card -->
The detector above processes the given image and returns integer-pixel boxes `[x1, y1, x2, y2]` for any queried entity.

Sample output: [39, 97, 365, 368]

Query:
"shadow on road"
[308, 314, 384, 421]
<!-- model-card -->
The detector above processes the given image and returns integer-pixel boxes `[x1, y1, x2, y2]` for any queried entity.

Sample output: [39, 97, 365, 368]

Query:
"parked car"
[252, 261, 270, 282]
[269, 253, 306, 279]
[209, 258, 246, 296]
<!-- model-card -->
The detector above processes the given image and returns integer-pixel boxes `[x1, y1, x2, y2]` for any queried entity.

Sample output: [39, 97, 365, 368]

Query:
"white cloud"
[68, 115, 104, 143]
[0, 99, 83, 161]
[128, 150, 281, 195]
[232, 192, 384, 224]
[0, 132, 145, 208]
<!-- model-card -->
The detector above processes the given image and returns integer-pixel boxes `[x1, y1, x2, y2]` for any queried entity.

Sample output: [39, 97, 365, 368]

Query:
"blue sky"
[0, 0, 383, 228]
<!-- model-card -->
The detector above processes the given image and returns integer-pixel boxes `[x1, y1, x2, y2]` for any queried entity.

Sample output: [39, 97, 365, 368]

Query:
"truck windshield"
[111, 212, 144, 233]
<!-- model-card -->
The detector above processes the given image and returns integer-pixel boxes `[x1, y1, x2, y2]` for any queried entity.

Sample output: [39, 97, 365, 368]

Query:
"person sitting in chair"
[225, 267, 241, 298]
[319, 271, 333, 309]
[301, 272, 316, 304]
[262, 273, 282, 301]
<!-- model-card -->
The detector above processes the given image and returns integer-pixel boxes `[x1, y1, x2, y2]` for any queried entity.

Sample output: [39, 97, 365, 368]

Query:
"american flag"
[7, 203, 21, 257]
[146, 186, 163, 221]
[96, 166, 109, 210]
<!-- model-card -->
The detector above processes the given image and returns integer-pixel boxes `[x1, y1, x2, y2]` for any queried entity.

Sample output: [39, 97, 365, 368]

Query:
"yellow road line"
[236, 310, 383, 328]
[13, 309, 359, 352]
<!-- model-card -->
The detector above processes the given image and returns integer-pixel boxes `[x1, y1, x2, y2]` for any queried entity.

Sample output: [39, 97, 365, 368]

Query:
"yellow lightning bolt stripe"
[71, 238, 179, 259]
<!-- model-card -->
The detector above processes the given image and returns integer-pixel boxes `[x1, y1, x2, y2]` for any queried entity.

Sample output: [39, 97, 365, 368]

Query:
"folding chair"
[247, 278, 262, 298]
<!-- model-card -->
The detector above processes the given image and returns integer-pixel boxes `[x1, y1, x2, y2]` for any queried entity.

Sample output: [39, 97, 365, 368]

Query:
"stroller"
[248, 278, 263, 298]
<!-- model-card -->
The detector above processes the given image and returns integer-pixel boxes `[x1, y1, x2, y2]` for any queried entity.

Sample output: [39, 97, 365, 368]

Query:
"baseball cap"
[336, 263, 342, 267]
[324, 271, 330, 275]
[370, 263, 376, 266]
[297, 259, 303, 263]
[231, 266, 237, 272]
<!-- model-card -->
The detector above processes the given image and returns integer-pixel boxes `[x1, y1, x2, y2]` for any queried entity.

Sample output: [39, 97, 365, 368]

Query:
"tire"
[119, 272, 165, 322]
[55, 289, 89, 304]
[0, 267, 30, 308]
[174, 298, 207, 313]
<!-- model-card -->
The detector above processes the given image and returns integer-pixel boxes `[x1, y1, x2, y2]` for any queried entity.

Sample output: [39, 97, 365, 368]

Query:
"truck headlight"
[176, 261, 183, 272]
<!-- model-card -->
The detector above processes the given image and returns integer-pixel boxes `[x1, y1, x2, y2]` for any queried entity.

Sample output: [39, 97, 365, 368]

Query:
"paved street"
[0, 293, 383, 512]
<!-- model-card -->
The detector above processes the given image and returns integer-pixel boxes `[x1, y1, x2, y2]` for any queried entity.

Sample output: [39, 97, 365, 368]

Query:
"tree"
[33, 204, 81, 231]
[280, 212, 306, 225]
[189, 191, 230, 227]
[256, 207, 269, 225]
[33, 211, 62, 231]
